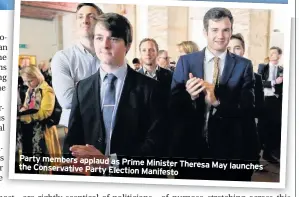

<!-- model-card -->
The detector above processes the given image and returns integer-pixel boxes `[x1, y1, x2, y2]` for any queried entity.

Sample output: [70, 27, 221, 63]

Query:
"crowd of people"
[16, 3, 283, 181]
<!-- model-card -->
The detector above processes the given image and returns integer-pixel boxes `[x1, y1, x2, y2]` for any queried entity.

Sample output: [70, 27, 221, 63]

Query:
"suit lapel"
[220, 52, 236, 85]
[91, 71, 105, 152]
[156, 67, 161, 81]
[193, 49, 205, 79]
[112, 66, 135, 137]
[276, 66, 283, 78]
[264, 64, 269, 80]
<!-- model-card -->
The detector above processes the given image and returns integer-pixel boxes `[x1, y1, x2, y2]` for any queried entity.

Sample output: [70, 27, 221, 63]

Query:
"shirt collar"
[76, 41, 95, 56]
[205, 47, 227, 63]
[269, 62, 278, 68]
[99, 63, 127, 83]
[142, 65, 159, 75]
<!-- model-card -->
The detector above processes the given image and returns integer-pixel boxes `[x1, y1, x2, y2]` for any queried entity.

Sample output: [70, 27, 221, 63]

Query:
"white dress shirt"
[203, 48, 227, 134]
[264, 62, 278, 97]
[51, 42, 100, 127]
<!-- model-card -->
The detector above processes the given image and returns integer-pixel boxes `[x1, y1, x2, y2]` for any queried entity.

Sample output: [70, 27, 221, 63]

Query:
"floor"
[252, 155, 280, 182]
[57, 126, 279, 182]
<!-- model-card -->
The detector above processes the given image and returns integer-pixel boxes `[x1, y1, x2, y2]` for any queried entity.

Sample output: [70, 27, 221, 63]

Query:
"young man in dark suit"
[170, 7, 259, 181]
[228, 33, 264, 119]
[63, 13, 167, 177]
[228, 33, 264, 144]
[228, 33, 265, 175]
[258, 46, 283, 163]
[137, 39, 173, 156]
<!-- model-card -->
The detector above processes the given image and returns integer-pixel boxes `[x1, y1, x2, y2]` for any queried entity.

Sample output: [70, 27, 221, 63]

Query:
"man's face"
[204, 17, 232, 53]
[133, 63, 141, 70]
[94, 24, 130, 66]
[228, 38, 244, 56]
[76, 6, 99, 38]
[269, 49, 281, 62]
[157, 51, 170, 68]
[139, 41, 158, 66]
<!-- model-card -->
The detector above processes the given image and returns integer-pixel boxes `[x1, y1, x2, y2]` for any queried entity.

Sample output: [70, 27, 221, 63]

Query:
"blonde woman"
[17, 66, 61, 173]
[177, 41, 199, 55]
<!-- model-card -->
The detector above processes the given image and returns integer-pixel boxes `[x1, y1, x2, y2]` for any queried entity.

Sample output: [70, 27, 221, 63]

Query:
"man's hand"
[19, 107, 27, 112]
[186, 73, 205, 100]
[202, 81, 218, 106]
[70, 144, 109, 168]
[275, 76, 283, 84]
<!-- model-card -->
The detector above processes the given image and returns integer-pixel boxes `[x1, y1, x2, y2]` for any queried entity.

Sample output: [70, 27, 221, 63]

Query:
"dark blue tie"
[102, 73, 117, 156]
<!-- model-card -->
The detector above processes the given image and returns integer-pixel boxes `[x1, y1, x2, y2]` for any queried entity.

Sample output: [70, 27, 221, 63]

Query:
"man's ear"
[126, 43, 132, 54]
[203, 28, 208, 39]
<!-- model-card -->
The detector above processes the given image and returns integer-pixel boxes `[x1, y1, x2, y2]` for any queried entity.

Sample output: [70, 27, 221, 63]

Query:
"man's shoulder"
[77, 72, 98, 88]
[52, 44, 80, 61]
[181, 51, 202, 60]
[159, 67, 173, 75]
[131, 69, 158, 87]
[257, 63, 267, 68]
[233, 54, 251, 65]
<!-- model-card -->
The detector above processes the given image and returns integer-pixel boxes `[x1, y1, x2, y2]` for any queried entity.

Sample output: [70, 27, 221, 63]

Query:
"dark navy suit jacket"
[169, 48, 259, 160]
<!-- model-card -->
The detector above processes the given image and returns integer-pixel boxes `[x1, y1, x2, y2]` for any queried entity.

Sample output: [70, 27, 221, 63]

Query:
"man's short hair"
[139, 38, 159, 52]
[203, 7, 234, 31]
[95, 13, 133, 47]
[270, 46, 282, 55]
[132, 58, 140, 64]
[231, 33, 245, 49]
[76, 3, 103, 15]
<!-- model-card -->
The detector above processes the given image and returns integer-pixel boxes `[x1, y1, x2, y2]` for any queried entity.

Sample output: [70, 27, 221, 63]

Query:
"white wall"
[62, 13, 76, 49]
[269, 9, 285, 65]
[19, 18, 58, 64]
[188, 7, 209, 51]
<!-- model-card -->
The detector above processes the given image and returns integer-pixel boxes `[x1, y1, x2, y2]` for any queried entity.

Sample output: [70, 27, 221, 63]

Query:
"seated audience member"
[131, 58, 141, 70]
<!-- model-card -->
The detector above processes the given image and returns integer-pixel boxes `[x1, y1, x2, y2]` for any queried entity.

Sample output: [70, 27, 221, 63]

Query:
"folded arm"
[51, 51, 75, 109]
[63, 83, 85, 158]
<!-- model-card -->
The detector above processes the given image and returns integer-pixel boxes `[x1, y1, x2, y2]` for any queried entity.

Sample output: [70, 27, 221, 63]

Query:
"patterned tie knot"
[105, 73, 117, 84]
[213, 56, 220, 64]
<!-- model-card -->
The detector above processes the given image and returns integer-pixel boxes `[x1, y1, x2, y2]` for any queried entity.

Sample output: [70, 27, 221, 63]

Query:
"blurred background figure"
[169, 61, 176, 72]
[176, 41, 199, 56]
[131, 58, 141, 71]
[38, 60, 52, 87]
[264, 56, 270, 64]
[157, 50, 171, 70]
[20, 57, 31, 68]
